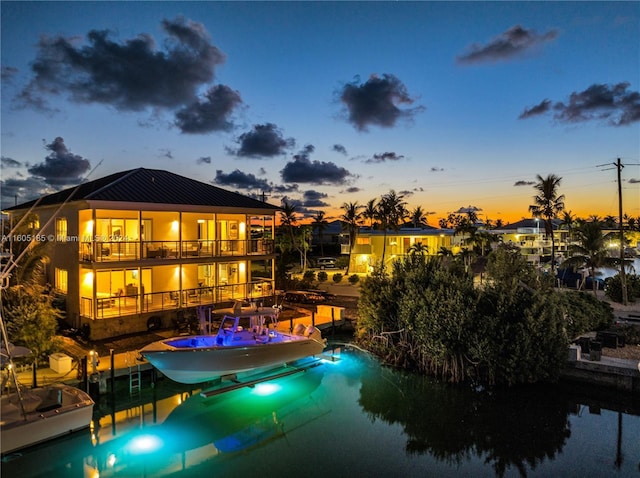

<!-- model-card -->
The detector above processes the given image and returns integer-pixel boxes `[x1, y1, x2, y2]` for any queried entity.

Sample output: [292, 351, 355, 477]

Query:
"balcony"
[80, 280, 275, 319]
[80, 239, 274, 262]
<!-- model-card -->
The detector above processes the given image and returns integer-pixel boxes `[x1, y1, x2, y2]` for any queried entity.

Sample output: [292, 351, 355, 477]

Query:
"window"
[56, 218, 68, 242]
[55, 268, 68, 293]
[356, 237, 370, 245]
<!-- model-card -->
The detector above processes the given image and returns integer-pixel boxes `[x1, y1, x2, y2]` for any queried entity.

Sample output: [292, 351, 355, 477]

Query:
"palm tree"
[340, 202, 362, 274]
[376, 190, 407, 267]
[311, 210, 329, 257]
[529, 174, 565, 274]
[408, 242, 429, 256]
[603, 215, 617, 229]
[560, 210, 576, 237]
[409, 206, 428, 228]
[4, 212, 50, 286]
[279, 199, 304, 269]
[362, 198, 377, 229]
[562, 221, 617, 295]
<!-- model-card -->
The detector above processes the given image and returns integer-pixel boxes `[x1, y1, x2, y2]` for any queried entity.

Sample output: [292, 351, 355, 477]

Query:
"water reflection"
[359, 368, 572, 477]
[2, 347, 639, 477]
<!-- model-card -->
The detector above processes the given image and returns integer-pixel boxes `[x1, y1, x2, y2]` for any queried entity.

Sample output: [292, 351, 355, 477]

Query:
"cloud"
[430, 167, 444, 172]
[518, 99, 552, 119]
[272, 184, 299, 194]
[196, 156, 212, 165]
[555, 83, 639, 126]
[27, 137, 91, 186]
[364, 151, 405, 164]
[343, 186, 361, 193]
[338, 73, 425, 131]
[213, 169, 271, 191]
[0, 176, 52, 206]
[1, 156, 22, 168]
[514, 180, 536, 186]
[227, 123, 295, 158]
[628, 178, 639, 184]
[302, 189, 330, 208]
[281, 145, 355, 185]
[17, 17, 229, 114]
[158, 149, 173, 160]
[455, 205, 483, 213]
[332, 144, 348, 155]
[520, 83, 640, 126]
[457, 25, 558, 64]
[174, 85, 242, 133]
[398, 190, 414, 197]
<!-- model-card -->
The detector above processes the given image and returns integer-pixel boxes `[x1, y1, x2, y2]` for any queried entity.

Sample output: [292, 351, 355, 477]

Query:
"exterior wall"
[348, 226, 573, 273]
[348, 229, 454, 273]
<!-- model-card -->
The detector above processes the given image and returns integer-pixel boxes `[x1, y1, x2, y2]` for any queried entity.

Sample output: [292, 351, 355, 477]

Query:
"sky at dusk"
[1, 1, 639, 224]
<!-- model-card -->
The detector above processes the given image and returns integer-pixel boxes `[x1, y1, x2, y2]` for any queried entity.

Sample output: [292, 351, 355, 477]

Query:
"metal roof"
[4, 168, 279, 212]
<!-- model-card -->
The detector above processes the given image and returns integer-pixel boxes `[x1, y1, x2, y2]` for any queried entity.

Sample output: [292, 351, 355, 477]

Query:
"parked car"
[283, 290, 325, 303]
[315, 257, 337, 269]
[302, 289, 336, 301]
[584, 276, 606, 290]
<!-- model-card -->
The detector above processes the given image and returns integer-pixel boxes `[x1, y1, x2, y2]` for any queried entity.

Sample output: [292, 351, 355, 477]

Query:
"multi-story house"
[2, 168, 279, 340]
[345, 226, 457, 273]
[491, 218, 568, 266]
[343, 220, 573, 274]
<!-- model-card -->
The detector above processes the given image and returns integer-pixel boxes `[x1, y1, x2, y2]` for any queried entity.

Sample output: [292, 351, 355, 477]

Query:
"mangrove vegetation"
[356, 244, 614, 386]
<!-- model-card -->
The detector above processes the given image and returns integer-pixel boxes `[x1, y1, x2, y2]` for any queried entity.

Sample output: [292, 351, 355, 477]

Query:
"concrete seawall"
[562, 345, 640, 394]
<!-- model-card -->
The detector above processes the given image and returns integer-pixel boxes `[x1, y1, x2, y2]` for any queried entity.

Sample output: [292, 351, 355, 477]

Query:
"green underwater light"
[251, 382, 282, 396]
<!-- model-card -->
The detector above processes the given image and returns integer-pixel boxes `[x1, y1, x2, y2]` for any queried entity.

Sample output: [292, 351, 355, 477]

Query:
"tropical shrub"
[348, 274, 360, 284]
[303, 270, 316, 282]
[332, 273, 343, 283]
[317, 271, 328, 282]
[557, 290, 613, 338]
[2, 284, 63, 363]
[605, 273, 640, 303]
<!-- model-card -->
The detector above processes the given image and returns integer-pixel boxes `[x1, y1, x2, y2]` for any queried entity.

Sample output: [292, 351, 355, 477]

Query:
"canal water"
[3, 345, 639, 477]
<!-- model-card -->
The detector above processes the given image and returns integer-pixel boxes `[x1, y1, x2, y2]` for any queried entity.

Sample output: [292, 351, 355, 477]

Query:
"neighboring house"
[345, 219, 573, 273]
[346, 226, 457, 273]
[310, 219, 343, 252]
[491, 218, 567, 265]
[2, 168, 279, 340]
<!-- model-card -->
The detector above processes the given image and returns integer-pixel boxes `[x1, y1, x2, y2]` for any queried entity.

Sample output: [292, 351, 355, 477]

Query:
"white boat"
[1, 340, 94, 455]
[1, 382, 95, 455]
[140, 306, 327, 384]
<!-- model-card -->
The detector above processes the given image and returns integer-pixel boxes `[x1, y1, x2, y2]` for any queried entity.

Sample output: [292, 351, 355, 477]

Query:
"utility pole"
[615, 158, 628, 306]
[597, 157, 638, 306]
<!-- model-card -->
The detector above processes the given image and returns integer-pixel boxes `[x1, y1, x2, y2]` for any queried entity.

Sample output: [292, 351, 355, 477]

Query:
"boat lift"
[199, 347, 341, 399]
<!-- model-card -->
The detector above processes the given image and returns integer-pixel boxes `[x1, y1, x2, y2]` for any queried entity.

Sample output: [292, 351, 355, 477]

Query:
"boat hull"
[142, 335, 326, 384]
[1, 384, 94, 455]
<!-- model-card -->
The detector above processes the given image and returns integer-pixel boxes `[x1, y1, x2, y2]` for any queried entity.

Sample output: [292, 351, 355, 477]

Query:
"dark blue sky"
[1, 1, 638, 222]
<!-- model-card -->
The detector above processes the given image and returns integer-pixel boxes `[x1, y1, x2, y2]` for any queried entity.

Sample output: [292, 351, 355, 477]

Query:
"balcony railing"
[80, 280, 275, 319]
[80, 239, 274, 262]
